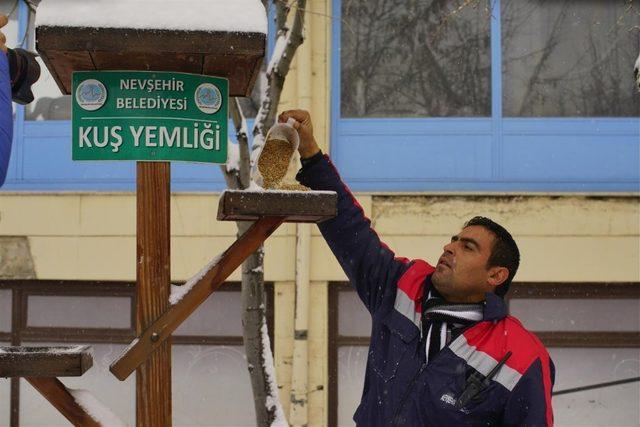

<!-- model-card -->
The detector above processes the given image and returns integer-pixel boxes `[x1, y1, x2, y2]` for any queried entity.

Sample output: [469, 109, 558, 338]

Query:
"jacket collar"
[424, 276, 508, 322]
[483, 292, 508, 321]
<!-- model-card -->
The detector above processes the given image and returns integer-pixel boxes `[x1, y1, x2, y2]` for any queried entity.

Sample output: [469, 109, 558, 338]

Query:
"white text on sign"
[78, 124, 222, 153]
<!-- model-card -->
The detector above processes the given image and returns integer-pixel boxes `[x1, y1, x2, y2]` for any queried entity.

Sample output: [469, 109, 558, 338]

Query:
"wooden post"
[136, 162, 171, 427]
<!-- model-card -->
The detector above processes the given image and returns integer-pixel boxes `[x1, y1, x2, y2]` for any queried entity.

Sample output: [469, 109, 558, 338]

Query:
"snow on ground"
[0, 345, 89, 354]
[170, 254, 223, 305]
[70, 389, 128, 427]
[36, 0, 267, 34]
[46, 345, 88, 354]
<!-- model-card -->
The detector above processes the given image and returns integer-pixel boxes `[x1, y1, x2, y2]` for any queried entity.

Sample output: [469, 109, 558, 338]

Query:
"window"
[340, 0, 491, 117]
[332, 0, 640, 192]
[329, 282, 640, 427]
[329, 285, 370, 426]
[0, 280, 274, 427]
[0, 289, 11, 333]
[502, 0, 640, 117]
[0, 364, 9, 423]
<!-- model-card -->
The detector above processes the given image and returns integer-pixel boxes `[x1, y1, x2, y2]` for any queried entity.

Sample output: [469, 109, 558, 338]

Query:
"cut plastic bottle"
[252, 118, 300, 189]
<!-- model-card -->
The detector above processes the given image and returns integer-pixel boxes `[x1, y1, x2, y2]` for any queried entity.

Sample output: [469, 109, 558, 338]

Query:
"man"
[279, 109, 554, 426]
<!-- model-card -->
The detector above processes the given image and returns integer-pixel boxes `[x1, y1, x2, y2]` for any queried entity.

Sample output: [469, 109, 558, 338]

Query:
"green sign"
[72, 71, 228, 164]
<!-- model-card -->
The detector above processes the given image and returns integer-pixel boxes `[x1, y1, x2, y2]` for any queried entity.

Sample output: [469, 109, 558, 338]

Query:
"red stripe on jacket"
[396, 259, 435, 313]
[463, 317, 554, 425]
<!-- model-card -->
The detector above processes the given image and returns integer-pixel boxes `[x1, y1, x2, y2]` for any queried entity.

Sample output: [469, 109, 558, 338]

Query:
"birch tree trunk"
[220, 1, 308, 425]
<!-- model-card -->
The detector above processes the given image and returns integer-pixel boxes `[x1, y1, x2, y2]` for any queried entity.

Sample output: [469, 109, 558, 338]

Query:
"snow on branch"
[261, 317, 288, 427]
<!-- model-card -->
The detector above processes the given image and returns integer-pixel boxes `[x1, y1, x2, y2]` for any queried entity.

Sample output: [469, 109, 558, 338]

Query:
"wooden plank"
[36, 26, 265, 97]
[0, 346, 93, 377]
[110, 215, 285, 381]
[37, 27, 265, 55]
[535, 331, 640, 348]
[39, 50, 95, 94]
[136, 162, 171, 427]
[217, 190, 338, 223]
[203, 55, 262, 96]
[509, 282, 640, 299]
[25, 377, 101, 427]
[91, 51, 204, 74]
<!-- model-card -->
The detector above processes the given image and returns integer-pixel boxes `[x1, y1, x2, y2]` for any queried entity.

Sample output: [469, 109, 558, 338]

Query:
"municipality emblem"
[76, 79, 107, 111]
[194, 83, 222, 114]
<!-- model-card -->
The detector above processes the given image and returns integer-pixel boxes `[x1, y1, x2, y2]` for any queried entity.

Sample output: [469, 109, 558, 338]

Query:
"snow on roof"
[36, 0, 267, 34]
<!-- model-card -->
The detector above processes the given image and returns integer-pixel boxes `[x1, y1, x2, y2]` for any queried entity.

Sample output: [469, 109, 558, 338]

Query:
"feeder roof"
[36, 0, 267, 34]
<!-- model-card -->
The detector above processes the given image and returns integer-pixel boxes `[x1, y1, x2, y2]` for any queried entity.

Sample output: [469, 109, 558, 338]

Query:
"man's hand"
[278, 109, 321, 159]
[0, 14, 8, 53]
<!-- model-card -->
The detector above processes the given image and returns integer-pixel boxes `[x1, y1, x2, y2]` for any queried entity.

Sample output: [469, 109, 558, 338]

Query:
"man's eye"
[464, 244, 473, 250]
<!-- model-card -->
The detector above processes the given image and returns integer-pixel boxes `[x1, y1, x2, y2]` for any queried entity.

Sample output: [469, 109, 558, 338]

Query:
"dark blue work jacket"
[297, 153, 555, 426]
[0, 52, 12, 186]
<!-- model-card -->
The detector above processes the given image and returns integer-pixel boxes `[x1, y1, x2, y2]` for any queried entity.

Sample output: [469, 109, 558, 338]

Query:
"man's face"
[431, 225, 498, 303]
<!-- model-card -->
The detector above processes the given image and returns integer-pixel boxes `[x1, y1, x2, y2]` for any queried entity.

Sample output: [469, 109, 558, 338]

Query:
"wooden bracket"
[110, 190, 337, 381]
[110, 215, 286, 380]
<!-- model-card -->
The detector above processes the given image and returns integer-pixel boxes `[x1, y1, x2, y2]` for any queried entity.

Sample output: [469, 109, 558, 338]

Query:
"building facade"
[1, 0, 639, 426]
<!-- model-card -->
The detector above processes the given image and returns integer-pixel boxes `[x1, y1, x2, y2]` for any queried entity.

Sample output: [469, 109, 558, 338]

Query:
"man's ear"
[487, 266, 509, 288]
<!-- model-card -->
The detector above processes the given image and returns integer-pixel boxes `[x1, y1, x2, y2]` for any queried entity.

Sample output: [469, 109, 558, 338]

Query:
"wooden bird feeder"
[36, 21, 265, 97]
[32, 3, 308, 426]
[110, 190, 337, 381]
[0, 345, 103, 426]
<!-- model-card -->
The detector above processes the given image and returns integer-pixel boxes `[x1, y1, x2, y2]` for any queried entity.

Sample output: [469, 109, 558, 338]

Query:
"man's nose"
[443, 241, 454, 253]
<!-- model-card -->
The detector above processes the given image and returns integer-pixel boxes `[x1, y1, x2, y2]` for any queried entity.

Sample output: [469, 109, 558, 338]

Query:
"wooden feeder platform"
[0, 345, 93, 377]
[1, 345, 104, 426]
[218, 190, 338, 222]
[36, 26, 266, 97]
[110, 190, 337, 381]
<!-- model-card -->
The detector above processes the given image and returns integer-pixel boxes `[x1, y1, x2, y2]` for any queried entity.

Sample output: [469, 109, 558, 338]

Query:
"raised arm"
[0, 14, 13, 187]
[279, 110, 410, 313]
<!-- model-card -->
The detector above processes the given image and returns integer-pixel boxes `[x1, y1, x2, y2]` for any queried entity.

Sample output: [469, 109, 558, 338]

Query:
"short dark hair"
[464, 216, 520, 297]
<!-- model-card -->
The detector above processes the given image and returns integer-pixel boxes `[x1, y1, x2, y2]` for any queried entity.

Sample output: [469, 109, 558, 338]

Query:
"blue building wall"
[2, 0, 639, 193]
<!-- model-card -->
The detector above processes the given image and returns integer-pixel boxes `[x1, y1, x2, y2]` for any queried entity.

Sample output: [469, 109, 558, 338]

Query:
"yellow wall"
[1, 1, 639, 425]
[1, 193, 638, 425]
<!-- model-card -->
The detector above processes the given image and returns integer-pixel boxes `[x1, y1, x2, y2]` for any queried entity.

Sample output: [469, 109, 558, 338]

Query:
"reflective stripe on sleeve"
[394, 287, 422, 330]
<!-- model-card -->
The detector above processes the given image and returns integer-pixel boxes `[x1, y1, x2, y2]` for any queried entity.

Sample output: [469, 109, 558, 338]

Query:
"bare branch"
[274, 0, 289, 36]
[252, 0, 307, 151]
